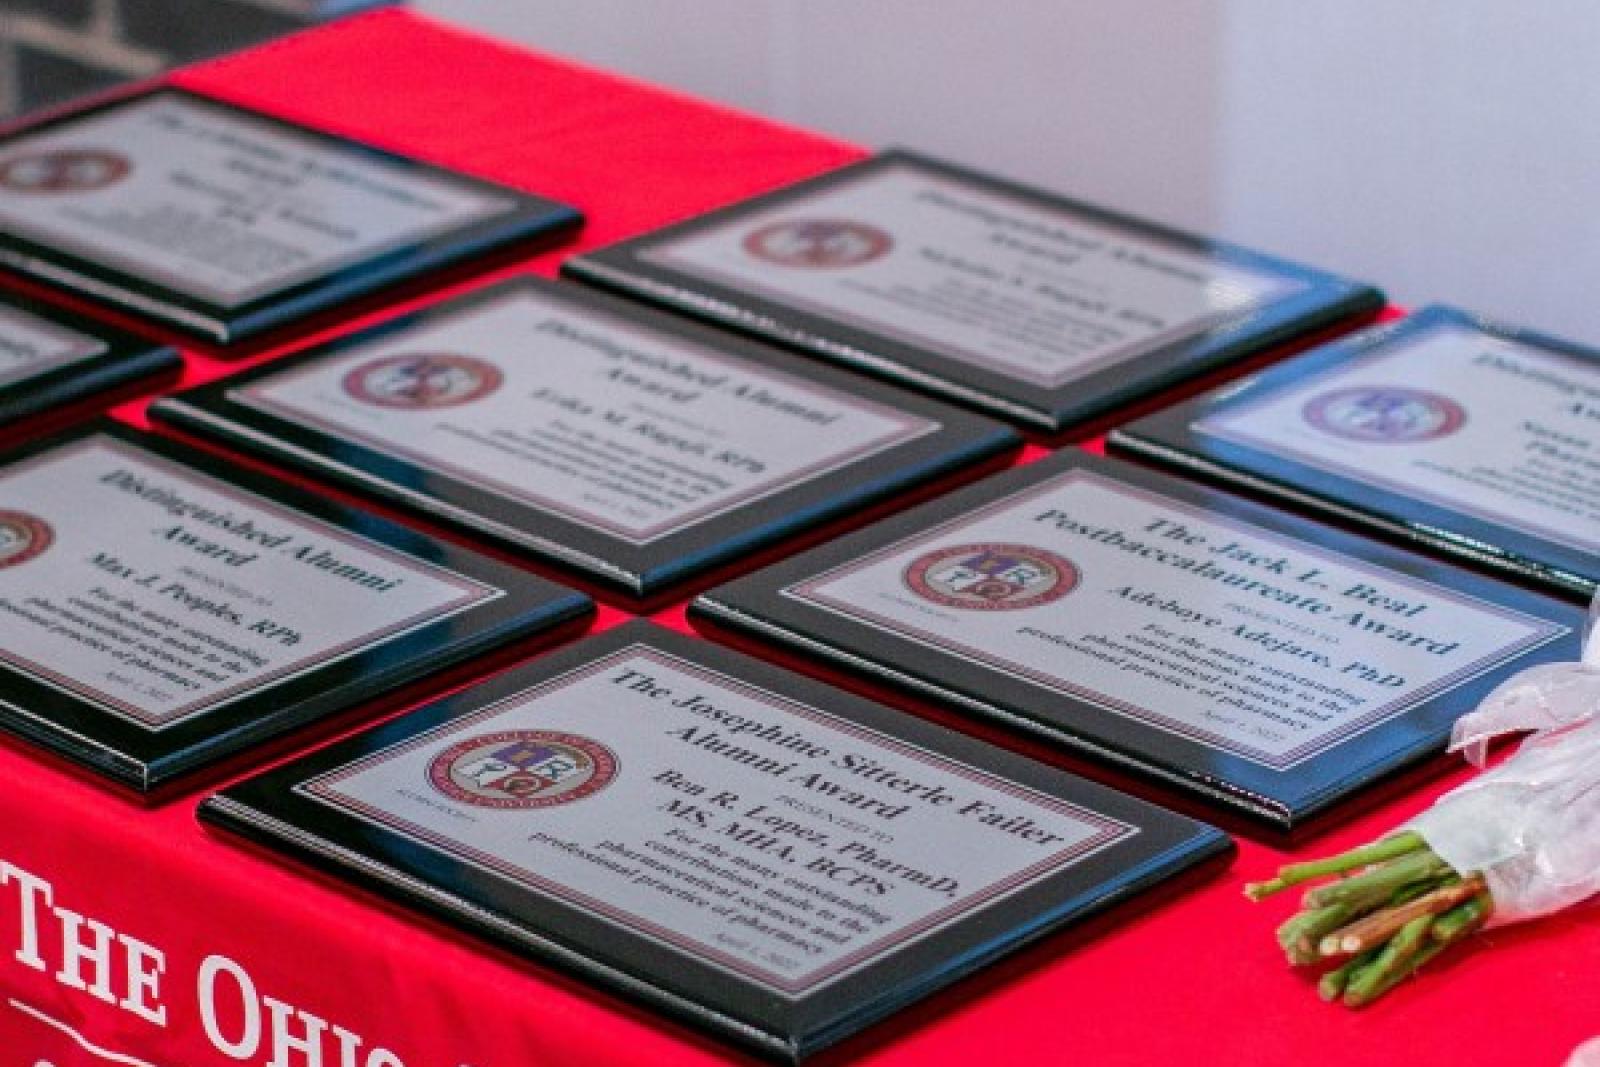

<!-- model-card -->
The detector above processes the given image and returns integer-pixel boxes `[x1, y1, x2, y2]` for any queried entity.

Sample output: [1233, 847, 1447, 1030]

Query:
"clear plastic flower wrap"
[1409, 599, 1600, 925]
[1247, 592, 1600, 1005]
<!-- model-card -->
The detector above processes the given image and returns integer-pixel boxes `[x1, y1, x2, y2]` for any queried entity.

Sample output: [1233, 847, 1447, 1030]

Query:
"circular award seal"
[0, 511, 53, 570]
[0, 149, 130, 194]
[341, 353, 504, 410]
[904, 543, 1079, 611]
[428, 730, 618, 810]
[1302, 386, 1467, 444]
[742, 219, 893, 269]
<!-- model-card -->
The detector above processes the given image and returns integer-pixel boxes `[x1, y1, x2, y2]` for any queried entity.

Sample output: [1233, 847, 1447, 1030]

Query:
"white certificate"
[646, 163, 1305, 386]
[785, 471, 1561, 769]
[233, 288, 938, 543]
[0, 437, 498, 728]
[303, 645, 1130, 993]
[1199, 319, 1600, 554]
[0, 305, 106, 388]
[0, 94, 514, 307]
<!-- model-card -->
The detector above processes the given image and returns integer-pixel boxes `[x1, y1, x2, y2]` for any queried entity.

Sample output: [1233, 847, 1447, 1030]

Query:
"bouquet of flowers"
[1248, 595, 1600, 1006]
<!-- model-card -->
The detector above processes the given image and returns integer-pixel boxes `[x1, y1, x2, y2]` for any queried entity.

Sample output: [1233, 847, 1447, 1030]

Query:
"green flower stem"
[1318, 949, 1378, 1002]
[1277, 903, 1355, 966]
[1432, 894, 1492, 943]
[1244, 832, 1428, 901]
[1344, 914, 1438, 1007]
[1302, 849, 1450, 912]
[1319, 876, 1486, 958]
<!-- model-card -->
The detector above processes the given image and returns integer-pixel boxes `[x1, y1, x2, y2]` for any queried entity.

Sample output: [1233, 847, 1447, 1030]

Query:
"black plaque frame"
[1110, 305, 1600, 599]
[563, 150, 1384, 435]
[151, 276, 1020, 601]
[0, 87, 582, 343]
[200, 621, 1229, 1063]
[690, 451, 1583, 832]
[0, 421, 593, 793]
[0, 289, 179, 432]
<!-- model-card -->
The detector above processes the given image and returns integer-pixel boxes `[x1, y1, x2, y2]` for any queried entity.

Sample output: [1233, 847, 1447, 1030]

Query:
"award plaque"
[1110, 306, 1600, 598]
[151, 277, 1018, 600]
[563, 150, 1383, 434]
[0, 421, 592, 793]
[0, 88, 581, 343]
[0, 290, 178, 433]
[691, 451, 1582, 831]
[200, 621, 1229, 1062]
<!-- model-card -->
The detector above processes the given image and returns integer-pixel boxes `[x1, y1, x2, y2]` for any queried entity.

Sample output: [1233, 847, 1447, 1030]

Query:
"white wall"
[417, 0, 1600, 345]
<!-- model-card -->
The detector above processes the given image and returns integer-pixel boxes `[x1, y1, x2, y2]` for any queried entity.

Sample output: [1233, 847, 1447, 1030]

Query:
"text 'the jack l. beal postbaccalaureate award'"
[692, 451, 1582, 831]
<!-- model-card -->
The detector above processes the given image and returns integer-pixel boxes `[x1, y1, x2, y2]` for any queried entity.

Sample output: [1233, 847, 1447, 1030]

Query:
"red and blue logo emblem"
[0, 511, 53, 570]
[428, 730, 618, 810]
[1303, 386, 1467, 444]
[342, 353, 504, 410]
[742, 219, 893, 269]
[0, 149, 130, 194]
[904, 543, 1079, 611]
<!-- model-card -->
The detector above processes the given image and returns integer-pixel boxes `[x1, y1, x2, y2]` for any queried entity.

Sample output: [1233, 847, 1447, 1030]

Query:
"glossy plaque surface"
[692, 451, 1582, 830]
[153, 277, 1019, 599]
[566, 150, 1383, 433]
[201, 621, 1229, 1062]
[1111, 305, 1600, 597]
[0, 421, 592, 791]
[0, 88, 581, 342]
[0, 290, 178, 433]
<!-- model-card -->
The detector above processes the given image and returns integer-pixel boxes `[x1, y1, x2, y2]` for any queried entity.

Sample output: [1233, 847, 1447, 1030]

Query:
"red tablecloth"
[0, 10, 1595, 1067]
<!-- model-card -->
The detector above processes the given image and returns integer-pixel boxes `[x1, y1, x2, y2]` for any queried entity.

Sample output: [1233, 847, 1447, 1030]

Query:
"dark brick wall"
[15, 42, 126, 110]
[7, 0, 96, 25]
[0, 0, 393, 120]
